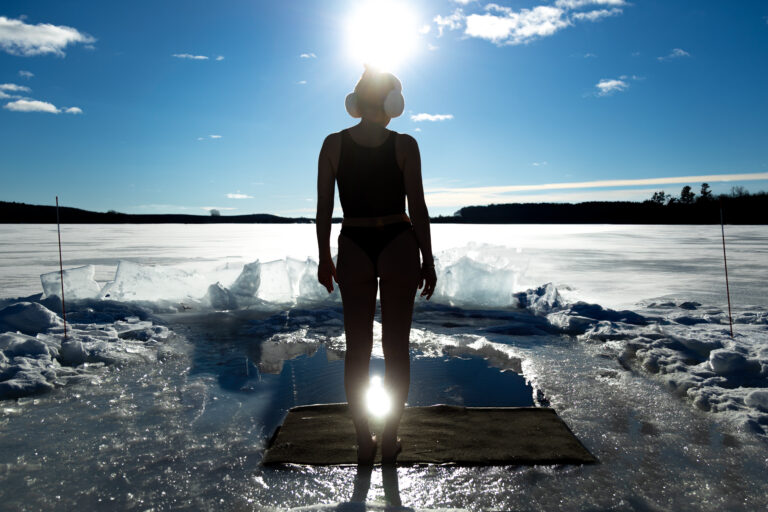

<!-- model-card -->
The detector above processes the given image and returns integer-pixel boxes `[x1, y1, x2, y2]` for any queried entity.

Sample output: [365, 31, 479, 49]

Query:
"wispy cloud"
[434, 9, 464, 37]
[297, 80, 307, 85]
[595, 78, 628, 96]
[0, 83, 32, 93]
[3, 98, 82, 114]
[532, 161, 548, 167]
[172, 53, 209, 60]
[226, 193, 253, 199]
[300, 52, 316, 59]
[215, 55, 224, 61]
[0, 16, 95, 57]
[419, 24, 432, 35]
[657, 48, 690, 61]
[411, 113, 454, 122]
[18, 70, 34, 79]
[571, 8, 622, 21]
[197, 134, 222, 141]
[555, 0, 626, 8]
[209, 134, 222, 139]
[425, 172, 768, 207]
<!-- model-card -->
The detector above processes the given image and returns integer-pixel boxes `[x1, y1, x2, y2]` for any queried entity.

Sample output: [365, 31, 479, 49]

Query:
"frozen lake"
[1, 223, 767, 511]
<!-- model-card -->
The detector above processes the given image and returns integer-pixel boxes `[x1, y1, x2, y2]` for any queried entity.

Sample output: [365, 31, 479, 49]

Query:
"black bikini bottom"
[340, 222, 412, 271]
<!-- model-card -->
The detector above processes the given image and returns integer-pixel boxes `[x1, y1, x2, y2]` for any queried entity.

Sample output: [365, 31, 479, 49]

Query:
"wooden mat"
[262, 403, 597, 466]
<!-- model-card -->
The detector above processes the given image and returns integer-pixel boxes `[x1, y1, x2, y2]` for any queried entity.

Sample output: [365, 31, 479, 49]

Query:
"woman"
[316, 68, 437, 464]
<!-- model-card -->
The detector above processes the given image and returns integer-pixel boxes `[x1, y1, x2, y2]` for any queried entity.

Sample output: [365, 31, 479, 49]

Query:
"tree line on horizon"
[646, 183, 762, 206]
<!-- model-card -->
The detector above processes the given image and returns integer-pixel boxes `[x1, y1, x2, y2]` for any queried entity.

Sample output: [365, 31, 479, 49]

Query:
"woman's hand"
[318, 258, 337, 293]
[419, 264, 437, 300]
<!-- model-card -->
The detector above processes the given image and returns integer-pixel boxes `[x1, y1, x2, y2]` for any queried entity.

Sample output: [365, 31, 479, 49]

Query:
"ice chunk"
[435, 256, 519, 307]
[59, 339, 88, 366]
[707, 349, 760, 376]
[0, 302, 62, 335]
[101, 260, 209, 301]
[0, 332, 56, 358]
[40, 265, 102, 300]
[229, 260, 261, 304]
[745, 390, 768, 412]
[205, 282, 238, 310]
[514, 283, 563, 315]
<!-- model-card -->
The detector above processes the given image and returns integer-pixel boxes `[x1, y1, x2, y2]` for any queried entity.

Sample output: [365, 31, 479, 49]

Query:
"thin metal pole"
[56, 196, 68, 339]
[720, 201, 733, 338]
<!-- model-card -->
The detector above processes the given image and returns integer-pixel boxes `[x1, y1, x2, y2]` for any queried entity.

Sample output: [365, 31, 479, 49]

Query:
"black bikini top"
[336, 128, 406, 219]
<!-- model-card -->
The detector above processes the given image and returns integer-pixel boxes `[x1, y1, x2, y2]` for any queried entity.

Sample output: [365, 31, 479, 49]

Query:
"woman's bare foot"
[357, 434, 377, 466]
[381, 436, 402, 465]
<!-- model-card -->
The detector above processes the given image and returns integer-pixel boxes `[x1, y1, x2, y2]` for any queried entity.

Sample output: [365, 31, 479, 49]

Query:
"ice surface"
[40, 264, 102, 300]
[1, 224, 768, 510]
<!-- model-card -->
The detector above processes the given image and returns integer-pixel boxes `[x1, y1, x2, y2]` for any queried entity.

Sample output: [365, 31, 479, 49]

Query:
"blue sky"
[1, 0, 767, 216]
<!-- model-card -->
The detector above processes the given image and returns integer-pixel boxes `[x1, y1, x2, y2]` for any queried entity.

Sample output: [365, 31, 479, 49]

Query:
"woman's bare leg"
[377, 229, 421, 461]
[337, 234, 378, 461]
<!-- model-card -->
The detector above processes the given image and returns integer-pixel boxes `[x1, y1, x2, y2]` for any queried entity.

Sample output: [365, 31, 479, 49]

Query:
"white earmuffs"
[345, 75, 404, 119]
[345, 92, 362, 118]
[383, 77, 405, 118]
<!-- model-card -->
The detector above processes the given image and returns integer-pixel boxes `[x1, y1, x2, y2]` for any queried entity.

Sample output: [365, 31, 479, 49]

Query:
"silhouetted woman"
[316, 68, 437, 464]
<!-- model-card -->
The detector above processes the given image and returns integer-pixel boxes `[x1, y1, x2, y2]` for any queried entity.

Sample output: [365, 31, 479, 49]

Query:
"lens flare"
[345, 0, 420, 72]
[366, 375, 391, 418]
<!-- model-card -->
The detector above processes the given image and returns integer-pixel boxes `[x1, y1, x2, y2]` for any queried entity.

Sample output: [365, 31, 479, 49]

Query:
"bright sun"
[345, 0, 420, 72]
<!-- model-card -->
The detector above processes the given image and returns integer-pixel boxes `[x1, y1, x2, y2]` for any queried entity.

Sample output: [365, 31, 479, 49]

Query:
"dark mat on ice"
[262, 403, 597, 466]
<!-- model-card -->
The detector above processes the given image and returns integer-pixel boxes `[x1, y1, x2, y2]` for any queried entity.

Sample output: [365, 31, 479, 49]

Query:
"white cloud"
[0, 16, 95, 57]
[442, 0, 626, 46]
[434, 9, 464, 36]
[452, 0, 476, 4]
[0, 91, 10, 99]
[595, 78, 628, 95]
[571, 8, 622, 22]
[532, 161, 548, 167]
[300, 52, 317, 59]
[172, 53, 208, 60]
[411, 113, 454, 122]
[414, 127, 422, 132]
[297, 80, 307, 85]
[0, 83, 32, 93]
[19, 70, 34, 79]
[209, 134, 222, 139]
[583, 52, 597, 58]
[4, 99, 59, 113]
[465, 5, 570, 45]
[216, 55, 224, 61]
[425, 172, 768, 207]
[226, 193, 253, 199]
[427, 43, 439, 51]
[658, 48, 690, 61]
[64, 106, 82, 114]
[419, 24, 431, 34]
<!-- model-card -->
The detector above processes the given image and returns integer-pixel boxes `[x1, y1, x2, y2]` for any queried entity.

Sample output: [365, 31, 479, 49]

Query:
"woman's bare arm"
[316, 133, 339, 292]
[398, 133, 436, 298]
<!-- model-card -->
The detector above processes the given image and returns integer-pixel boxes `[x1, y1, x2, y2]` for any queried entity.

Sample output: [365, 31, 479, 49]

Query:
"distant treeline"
[437, 185, 768, 224]
[2, 184, 766, 224]
[0, 201, 313, 224]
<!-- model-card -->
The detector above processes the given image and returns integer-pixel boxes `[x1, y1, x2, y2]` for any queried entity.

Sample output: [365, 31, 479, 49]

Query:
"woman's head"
[345, 67, 404, 121]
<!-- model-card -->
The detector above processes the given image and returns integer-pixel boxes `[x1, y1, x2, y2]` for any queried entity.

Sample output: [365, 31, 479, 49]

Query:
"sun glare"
[366, 375, 391, 418]
[345, 0, 420, 72]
